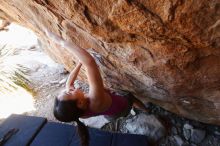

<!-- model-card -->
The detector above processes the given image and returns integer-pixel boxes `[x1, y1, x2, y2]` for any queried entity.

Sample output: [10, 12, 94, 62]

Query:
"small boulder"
[183, 123, 193, 140]
[125, 114, 166, 141]
[190, 129, 206, 144]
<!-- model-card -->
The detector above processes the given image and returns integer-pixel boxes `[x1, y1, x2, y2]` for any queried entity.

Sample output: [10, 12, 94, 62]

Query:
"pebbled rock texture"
[0, 0, 219, 125]
[125, 114, 166, 141]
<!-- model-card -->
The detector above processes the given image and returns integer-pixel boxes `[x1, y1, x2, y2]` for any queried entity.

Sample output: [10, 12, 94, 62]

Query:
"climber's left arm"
[66, 63, 82, 92]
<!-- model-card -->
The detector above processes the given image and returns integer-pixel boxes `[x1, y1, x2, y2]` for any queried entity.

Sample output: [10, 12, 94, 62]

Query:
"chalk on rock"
[125, 114, 166, 141]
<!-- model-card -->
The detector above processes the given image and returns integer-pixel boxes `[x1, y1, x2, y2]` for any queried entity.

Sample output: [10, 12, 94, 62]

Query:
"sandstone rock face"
[0, 0, 219, 125]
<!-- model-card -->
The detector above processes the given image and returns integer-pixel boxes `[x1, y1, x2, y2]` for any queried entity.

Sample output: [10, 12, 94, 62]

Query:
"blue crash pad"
[0, 114, 46, 146]
[31, 122, 113, 146]
[31, 122, 148, 146]
[30, 122, 77, 146]
[111, 132, 149, 146]
[0, 114, 149, 146]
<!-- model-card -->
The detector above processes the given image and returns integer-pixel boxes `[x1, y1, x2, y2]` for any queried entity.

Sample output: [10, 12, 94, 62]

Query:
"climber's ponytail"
[76, 119, 89, 146]
[54, 96, 90, 146]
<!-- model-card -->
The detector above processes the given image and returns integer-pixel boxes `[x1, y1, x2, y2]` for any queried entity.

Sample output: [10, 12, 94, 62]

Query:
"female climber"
[44, 29, 148, 146]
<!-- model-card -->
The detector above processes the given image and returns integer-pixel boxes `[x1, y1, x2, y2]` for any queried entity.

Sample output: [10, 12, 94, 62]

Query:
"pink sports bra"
[83, 91, 129, 117]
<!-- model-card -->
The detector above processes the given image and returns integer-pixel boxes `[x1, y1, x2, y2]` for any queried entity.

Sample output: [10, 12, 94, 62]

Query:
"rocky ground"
[103, 104, 220, 146]
[0, 24, 220, 146]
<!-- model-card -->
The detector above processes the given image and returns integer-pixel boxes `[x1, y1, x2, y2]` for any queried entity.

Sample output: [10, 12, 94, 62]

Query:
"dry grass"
[0, 45, 33, 94]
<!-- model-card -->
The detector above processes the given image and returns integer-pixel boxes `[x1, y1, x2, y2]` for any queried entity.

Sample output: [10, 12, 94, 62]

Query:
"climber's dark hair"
[53, 96, 89, 146]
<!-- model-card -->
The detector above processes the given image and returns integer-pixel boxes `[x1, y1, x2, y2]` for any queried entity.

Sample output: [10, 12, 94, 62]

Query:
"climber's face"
[58, 89, 88, 110]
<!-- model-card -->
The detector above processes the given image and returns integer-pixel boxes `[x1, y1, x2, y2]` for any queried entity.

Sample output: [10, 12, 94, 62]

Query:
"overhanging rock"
[0, 0, 219, 125]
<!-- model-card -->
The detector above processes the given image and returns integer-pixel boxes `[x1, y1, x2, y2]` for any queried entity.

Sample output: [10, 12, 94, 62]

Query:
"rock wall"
[0, 0, 219, 125]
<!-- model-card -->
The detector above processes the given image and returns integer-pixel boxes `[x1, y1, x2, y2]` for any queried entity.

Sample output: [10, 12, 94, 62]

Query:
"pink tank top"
[83, 91, 129, 117]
